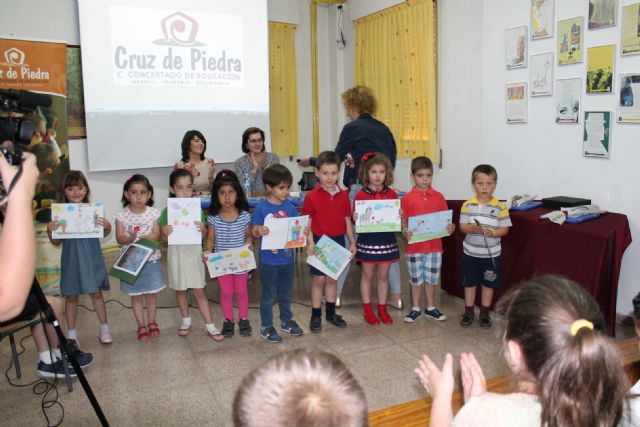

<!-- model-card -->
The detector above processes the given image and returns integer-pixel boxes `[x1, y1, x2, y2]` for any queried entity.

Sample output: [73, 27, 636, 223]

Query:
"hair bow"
[360, 152, 376, 163]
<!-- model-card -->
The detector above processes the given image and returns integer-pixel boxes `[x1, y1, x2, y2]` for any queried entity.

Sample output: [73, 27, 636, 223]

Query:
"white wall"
[458, 0, 639, 315]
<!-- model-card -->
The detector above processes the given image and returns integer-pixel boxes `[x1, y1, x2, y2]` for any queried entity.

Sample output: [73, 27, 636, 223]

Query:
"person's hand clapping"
[415, 353, 455, 400]
[460, 352, 486, 403]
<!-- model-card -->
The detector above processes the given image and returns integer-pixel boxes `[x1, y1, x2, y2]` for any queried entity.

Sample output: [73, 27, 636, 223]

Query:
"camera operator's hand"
[0, 152, 38, 206]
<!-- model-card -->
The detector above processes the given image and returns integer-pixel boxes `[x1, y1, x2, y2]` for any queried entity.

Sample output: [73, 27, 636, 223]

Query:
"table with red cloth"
[441, 200, 632, 335]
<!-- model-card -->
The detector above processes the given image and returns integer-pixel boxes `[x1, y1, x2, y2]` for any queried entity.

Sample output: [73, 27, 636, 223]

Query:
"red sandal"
[137, 326, 149, 341]
[148, 322, 160, 337]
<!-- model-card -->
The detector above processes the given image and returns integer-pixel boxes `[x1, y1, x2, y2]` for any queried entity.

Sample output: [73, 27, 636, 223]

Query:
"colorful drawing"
[205, 245, 256, 278]
[586, 45, 615, 93]
[531, 0, 554, 40]
[583, 111, 611, 158]
[555, 78, 582, 123]
[589, 0, 617, 29]
[621, 3, 640, 56]
[167, 198, 202, 245]
[306, 235, 352, 280]
[51, 203, 104, 239]
[261, 215, 309, 250]
[557, 17, 583, 65]
[355, 199, 401, 233]
[407, 210, 453, 244]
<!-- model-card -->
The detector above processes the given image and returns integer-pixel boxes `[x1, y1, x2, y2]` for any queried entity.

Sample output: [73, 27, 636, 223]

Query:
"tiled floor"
[1, 249, 632, 426]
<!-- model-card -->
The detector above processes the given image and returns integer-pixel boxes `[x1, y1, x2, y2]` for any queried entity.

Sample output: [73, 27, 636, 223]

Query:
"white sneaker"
[99, 331, 113, 344]
[335, 296, 342, 308]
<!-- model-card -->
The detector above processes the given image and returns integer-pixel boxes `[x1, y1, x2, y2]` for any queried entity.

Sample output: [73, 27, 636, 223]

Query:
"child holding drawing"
[302, 151, 355, 333]
[115, 174, 165, 341]
[353, 153, 399, 325]
[204, 170, 252, 338]
[251, 164, 305, 343]
[159, 169, 223, 342]
[47, 170, 113, 345]
[401, 156, 455, 324]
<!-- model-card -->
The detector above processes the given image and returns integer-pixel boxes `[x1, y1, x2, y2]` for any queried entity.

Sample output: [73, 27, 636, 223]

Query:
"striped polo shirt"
[207, 211, 251, 252]
[460, 196, 512, 258]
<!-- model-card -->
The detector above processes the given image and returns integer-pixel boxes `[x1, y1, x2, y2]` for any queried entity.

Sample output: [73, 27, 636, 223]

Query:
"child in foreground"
[416, 275, 629, 427]
[251, 164, 305, 343]
[233, 348, 368, 427]
[204, 170, 253, 338]
[458, 164, 511, 328]
[159, 169, 223, 341]
[401, 156, 455, 324]
[303, 151, 355, 333]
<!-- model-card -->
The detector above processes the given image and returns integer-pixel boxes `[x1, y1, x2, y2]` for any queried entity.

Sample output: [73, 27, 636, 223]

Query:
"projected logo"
[110, 6, 244, 89]
[2, 48, 27, 66]
[154, 12, 206, 47]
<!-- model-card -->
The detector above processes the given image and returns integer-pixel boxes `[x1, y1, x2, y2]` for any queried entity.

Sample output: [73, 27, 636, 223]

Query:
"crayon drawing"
[51, 203, 104, 239]
[205, 245, 256, 278]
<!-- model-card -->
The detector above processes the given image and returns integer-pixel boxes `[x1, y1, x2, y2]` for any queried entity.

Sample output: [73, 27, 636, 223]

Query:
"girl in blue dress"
[48, 171, 113, 344]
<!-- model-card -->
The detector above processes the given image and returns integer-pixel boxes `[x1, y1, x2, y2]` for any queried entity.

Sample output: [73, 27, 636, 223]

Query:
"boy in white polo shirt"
[459, 164, 511, 328]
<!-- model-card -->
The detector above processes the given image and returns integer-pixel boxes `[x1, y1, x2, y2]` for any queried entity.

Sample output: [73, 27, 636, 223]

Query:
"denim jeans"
[259, 262, 294, 328]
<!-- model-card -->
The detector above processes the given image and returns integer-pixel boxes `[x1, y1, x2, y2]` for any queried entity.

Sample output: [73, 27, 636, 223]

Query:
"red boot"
[363, 303, 380, 325]
[378, 304, 393, 325]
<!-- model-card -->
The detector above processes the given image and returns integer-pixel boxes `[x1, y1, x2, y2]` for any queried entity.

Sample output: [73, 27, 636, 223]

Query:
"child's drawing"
[306, 235, 352, 280]
[355, 199, 401, 233]
[261, 215, 309, 250]
[51, 203, 104, 239]
[205, 245, 257, 278]
[407, 210, 453, 244]
[167, 197, 202, 245]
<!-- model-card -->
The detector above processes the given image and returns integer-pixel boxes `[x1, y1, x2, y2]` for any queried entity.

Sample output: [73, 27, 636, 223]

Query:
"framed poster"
[557, 17, 583, 65]
[531, 0, 555, 39]
[589, 0, 617, 29]
[530, 53, 554, 96]
[505, 26, 528, 69]
[506, 82, 528, 123]
[621, 3, 640, 56]
[555, 78, 582, 123]
[583, 111, 611, 158]
[617, 73, 640, 123]
[586, 45, 615, 93]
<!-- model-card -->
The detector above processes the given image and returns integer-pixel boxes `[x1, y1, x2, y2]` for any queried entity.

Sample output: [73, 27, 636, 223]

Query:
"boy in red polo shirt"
[401, 156, 455, 323]
[303, 151, 356, 332]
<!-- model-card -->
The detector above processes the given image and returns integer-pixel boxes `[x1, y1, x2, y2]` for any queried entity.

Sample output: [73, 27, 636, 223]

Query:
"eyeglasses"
[248, 139, 264, 144]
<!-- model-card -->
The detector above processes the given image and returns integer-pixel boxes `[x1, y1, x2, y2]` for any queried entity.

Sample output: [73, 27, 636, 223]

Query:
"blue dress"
[60, 238, 110, 296]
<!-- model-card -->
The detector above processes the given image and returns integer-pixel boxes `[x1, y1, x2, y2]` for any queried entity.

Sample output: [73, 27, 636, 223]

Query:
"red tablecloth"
[441, 200, 632, 335]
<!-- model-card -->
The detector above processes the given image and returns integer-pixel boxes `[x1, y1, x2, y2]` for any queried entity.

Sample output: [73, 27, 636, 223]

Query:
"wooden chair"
[0, 314, 73, 391]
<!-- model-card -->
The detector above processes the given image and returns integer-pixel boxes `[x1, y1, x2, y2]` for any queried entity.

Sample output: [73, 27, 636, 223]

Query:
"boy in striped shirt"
[459, 164, 511, 328]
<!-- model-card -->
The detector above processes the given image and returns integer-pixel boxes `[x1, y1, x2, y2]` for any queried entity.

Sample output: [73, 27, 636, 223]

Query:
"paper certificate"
[167, 198, 202, 245]
[355, 199, 401, 233]
[51, 203, 104, 239]
[261, 215, 309, 250]
[306, 235, 352, 280]
[205, 245, 256, 278]
[407, 210, 453, 244]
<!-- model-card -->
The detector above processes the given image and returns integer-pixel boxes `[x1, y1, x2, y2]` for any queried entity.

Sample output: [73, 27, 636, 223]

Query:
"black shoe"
[460, 312, 474, 328]
[222, 320, 235, 337]
[326, 313, 347, 328]
[310, 316, 322, 333]
[238, 319, 252, 337]
[479, 314, 492, 329]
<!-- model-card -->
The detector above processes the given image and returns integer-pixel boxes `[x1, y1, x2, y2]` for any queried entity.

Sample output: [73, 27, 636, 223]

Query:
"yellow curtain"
[354, 0, 437, 161]
[269, 22, 299, 157]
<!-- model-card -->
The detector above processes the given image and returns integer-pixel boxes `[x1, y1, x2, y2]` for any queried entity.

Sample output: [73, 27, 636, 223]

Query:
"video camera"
[0, 89, 52, 165]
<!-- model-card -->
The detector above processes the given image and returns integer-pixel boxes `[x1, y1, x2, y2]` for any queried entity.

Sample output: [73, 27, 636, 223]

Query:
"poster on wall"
[66, 46, 86, 139]
[589, 0, 617, 29]
[505, 26, 528, 69]
[506, 82, 527, 123]
[0, 37, 69, 294]
[621, 3, 640, 56]
[586, 45, 615, 93]
[530, 53, 554, 96]
[555, 78, 582, 123]
[557, 17, 583, 65]
[583, 111, 611, 158]
[531, 0, 555, 40]
[617, 73, 640, 123]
